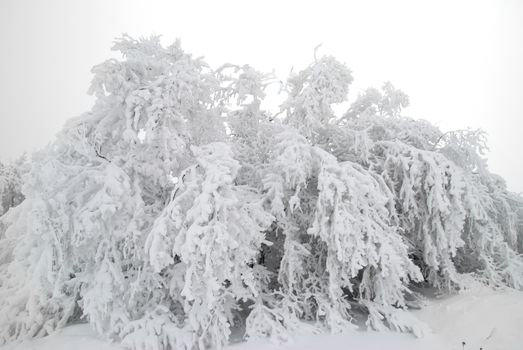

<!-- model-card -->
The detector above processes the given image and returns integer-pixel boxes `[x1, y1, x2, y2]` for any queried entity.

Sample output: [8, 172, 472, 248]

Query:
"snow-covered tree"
[145, 142, 272, 349]
[0, 35, 225, 346]
[0, 35, 522, 350]
[371, 141, 468, 289]
[457, 172, 523, 289]
[0, 155, 27, 217]
[0, 155, 28, 269]
[259, 123, 425, 335]
[339, 85, 523, 291]
[282, 55, 353, 140]
[218, 64, 276, 187]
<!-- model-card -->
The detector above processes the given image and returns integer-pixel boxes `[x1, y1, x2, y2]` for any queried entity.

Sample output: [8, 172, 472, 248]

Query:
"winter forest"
[0, 36, 522, 350]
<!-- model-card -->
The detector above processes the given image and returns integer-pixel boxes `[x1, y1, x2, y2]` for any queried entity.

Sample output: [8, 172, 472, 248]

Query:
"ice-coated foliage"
[458, 173, 523, 288]
[282, 55, 353, 140]
[372, 141, 468, 289]
[0, 35, 522, 350]
[0, 156, 27, 218]
[0, 157, 27, 266]
[145, 142, 273, 349]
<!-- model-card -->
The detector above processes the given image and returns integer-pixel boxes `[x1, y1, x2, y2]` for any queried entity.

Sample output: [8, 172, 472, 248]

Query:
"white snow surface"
[1, 284, 522, 350]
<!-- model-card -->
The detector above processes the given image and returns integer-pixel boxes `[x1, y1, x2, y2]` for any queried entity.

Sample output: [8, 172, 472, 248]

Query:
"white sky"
[1, 0, 522, 192]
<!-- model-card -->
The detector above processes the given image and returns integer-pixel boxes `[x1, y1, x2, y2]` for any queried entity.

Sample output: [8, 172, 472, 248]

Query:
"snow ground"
[414, 284, 523, 350]
[2, 284, 522, 350]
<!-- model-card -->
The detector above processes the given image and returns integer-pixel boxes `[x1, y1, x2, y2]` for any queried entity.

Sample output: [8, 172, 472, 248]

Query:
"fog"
[1, 0, 522, 191]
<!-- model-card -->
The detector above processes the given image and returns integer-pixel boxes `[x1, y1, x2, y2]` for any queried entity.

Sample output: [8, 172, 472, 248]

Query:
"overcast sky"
[1, 0, 522, 192]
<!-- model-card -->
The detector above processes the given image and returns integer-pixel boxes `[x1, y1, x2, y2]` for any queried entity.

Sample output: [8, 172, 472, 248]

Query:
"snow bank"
[0, 324, 448, 350]
[1, 285, 522, 350]
[415, 284, 523, 350]
[0, 324, 119, 350]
